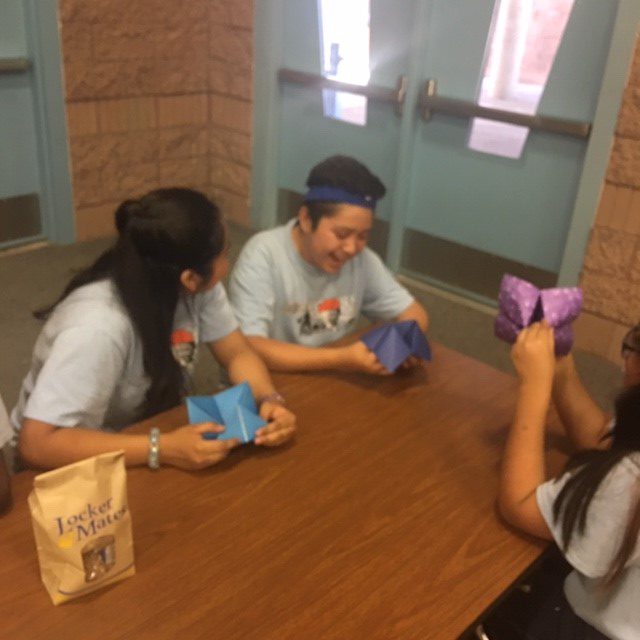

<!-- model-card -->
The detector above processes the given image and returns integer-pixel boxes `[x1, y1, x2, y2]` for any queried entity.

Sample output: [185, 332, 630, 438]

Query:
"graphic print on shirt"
[171, 328, 197, 369]
[291, 295, 357, 336]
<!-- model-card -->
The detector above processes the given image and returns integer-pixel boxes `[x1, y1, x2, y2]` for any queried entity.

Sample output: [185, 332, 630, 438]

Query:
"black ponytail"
[35, 188, 226, 418]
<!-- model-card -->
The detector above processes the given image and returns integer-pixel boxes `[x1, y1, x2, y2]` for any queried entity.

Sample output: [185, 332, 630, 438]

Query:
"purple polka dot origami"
[494, 274, 582, 356]
[186, 382, 266, 443]
[361, 320, 432, 373]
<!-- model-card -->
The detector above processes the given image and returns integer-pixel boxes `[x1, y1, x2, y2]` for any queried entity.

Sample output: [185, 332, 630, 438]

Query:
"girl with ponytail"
[12, 188, 296, 471]
[494, 321, 640, 639]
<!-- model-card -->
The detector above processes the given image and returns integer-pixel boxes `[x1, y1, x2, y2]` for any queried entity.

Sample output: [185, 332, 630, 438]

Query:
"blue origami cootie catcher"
[186, 382, 267, 443]
[361, 320, 432, 373]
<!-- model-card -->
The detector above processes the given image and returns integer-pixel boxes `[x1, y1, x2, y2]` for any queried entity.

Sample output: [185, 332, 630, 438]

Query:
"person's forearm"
[247, 336, 347, 372]
[225, 347, 281, 398]
[20, 422, 150, 470]
[395, 300, 429, 332]
[552, 356, 610, 450]
[499, 381, 550, 511]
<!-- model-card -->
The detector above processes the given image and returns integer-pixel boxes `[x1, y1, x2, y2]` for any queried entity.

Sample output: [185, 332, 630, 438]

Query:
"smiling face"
[293, 204, 373, 274]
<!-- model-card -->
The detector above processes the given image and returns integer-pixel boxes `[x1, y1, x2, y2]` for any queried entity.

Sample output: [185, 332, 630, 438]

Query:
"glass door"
[399, 0, 618, 298]
[253, 0, 637, 301]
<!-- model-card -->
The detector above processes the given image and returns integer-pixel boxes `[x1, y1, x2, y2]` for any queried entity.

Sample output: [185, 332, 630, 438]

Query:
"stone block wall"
[58, 0, 254, 240]
[575, 33, 640, 362]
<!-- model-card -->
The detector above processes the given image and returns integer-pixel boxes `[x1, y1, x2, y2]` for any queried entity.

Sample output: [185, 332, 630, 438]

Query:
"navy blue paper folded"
[360, 320, 431, 372]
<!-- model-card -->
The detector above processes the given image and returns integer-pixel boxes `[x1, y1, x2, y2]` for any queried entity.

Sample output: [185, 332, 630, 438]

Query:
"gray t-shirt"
[229, 219, 414, 346]
[537, 454, 640, 640]
[11, 279, 238, 432]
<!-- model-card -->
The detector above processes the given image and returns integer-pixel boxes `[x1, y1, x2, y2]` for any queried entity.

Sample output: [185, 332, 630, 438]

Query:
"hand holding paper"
[360, 320, 432, 373]
[186, 382, 267, 443]
[494, 274, 582, 356]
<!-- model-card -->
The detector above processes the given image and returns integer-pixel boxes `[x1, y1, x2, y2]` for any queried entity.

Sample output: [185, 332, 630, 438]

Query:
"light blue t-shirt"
[536, 454, 640, 640]
[11, 279, 238, 433]
[229, 219, 414, 346]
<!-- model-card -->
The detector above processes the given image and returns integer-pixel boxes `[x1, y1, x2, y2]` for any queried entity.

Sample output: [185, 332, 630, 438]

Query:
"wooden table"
[0, 344, 567, 639]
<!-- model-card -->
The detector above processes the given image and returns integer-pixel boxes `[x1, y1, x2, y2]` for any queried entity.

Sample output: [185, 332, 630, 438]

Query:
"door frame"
[251, 0, 285, 232]
[557, 0, 640, 285]
[13, 0, 75, 247]
[251, 0, 640, 291]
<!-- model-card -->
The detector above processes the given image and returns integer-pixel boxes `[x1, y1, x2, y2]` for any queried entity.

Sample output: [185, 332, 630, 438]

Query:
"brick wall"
[574, 34, 640, 362]
[59, 0, 254, 240]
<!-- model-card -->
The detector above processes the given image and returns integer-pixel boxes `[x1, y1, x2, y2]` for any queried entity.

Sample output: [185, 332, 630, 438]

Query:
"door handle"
[394, 75, 408, 117]
[278, 68, 408, 118]
[0, 57, 30, 74]
[418, 79, 591, 139]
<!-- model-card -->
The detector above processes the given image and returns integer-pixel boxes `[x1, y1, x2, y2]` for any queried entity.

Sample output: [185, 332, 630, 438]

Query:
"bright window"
[468, 0, 576, 159]
[318, 0, 371, 126]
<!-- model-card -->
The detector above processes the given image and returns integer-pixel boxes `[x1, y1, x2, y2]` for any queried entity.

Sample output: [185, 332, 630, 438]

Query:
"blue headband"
[304, 186, 377, 210]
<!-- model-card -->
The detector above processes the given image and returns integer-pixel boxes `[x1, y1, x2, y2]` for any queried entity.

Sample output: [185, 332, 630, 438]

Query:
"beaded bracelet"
[148, 427, 160, 470]
[259, 392, 286, 407]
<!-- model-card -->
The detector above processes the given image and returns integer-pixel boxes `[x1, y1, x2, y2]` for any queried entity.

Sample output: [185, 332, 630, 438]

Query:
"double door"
[252, 0, 639, 301]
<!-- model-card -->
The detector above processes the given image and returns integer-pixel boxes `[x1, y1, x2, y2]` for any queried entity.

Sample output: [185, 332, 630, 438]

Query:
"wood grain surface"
[0, 343, 567, 639]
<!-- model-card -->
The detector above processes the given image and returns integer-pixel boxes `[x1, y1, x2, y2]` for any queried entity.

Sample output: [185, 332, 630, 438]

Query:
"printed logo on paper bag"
[54, 497, 127, 544]
[53, 498, 127, 583]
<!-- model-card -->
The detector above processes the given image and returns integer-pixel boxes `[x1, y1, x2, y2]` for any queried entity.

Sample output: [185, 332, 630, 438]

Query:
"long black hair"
[553, 383, 640, 585]
[36, 188, 225, 418]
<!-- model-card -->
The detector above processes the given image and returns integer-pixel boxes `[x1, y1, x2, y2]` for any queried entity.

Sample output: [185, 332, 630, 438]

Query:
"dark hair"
[35, 188, 225, 418]
[553, 383, 640, 585]
[302, 155, 386, 228]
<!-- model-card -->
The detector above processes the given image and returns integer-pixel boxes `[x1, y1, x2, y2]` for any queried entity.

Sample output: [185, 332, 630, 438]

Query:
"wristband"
[148, 427, 160, 470]
[259, 392, 286, 407]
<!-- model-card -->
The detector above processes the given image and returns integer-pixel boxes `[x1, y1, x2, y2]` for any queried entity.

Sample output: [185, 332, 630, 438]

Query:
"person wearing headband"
[229, 155, 428, 374]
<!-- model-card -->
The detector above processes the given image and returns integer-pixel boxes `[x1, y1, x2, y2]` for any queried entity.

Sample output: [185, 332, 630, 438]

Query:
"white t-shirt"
[0, 395, 13, 449]
[229, 219, 414, 346]
[11, 279, 238, 432]
[536, 453, 640, 640]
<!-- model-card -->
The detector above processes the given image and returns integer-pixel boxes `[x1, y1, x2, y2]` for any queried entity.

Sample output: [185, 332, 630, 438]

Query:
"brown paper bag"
[28, 451, 135, 604]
